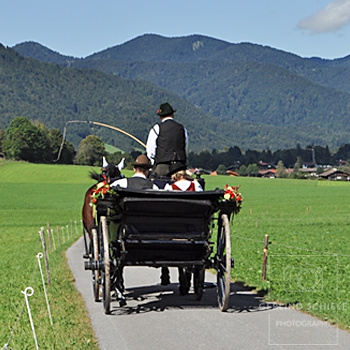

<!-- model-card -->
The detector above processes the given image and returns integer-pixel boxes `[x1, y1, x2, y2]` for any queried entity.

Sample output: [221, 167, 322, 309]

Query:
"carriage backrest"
[116, 189, 223, 239]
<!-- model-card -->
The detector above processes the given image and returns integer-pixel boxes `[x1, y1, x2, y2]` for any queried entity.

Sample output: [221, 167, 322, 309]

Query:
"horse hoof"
[119, 299, 127, 307]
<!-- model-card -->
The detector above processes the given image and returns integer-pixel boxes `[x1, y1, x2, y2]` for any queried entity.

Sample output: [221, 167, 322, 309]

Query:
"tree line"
[0, 116, 131, 166]
[2, 117, 350, 172]
[188, 143, 350, 171]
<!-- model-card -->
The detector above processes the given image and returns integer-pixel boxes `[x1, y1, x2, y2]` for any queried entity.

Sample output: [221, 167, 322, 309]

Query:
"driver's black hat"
[157, 102, 176, 117]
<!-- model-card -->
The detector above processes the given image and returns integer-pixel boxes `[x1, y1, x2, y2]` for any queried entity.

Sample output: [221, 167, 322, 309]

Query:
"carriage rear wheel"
[100, 216, 111, 314]
[91, 227, 100, 302]
[216, 213, 231, 311]
[193, 266, 205, 301]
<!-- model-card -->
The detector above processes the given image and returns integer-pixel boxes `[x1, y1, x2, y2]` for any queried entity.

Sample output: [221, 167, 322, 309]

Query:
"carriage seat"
[112, 189, 224, 265]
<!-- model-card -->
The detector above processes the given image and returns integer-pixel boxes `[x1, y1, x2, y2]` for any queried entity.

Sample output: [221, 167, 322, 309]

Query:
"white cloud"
[298, 0, 350, 34]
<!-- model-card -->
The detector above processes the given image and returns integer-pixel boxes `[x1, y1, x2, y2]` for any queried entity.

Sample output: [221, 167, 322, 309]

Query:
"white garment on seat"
[164, 179, 203, 192]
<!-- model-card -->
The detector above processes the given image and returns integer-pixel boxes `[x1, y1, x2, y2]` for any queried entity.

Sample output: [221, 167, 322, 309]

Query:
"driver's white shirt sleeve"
[146, 124, 159, 165]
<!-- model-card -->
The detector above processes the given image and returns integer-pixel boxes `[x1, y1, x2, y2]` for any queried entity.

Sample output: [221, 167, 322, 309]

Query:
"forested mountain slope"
[8, 35, 350, 150]
[0, 45, 233, 152]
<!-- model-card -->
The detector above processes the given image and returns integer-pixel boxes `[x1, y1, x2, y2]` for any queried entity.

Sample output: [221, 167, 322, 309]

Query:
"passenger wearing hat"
[110, 154, 158, 190]
[146, 102, 188, 180]
[164, 167, 203, 192]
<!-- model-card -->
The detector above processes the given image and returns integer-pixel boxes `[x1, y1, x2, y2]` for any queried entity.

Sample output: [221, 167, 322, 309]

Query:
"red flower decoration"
[90, 181, 117, 206]
[222, 184, 243, 214]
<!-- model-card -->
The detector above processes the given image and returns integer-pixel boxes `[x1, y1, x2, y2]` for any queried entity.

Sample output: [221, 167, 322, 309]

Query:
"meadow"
[0, 161, 102, 349]
[1, 161, 350, 349]
[205, 175, 350, 329]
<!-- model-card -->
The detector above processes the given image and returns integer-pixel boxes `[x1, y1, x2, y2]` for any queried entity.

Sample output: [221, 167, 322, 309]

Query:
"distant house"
[299, 167, 318, 177]
[259, 169, 276, 178]
[190, 168, 211, 175]
[337, 159, 348, 167]
[318, 168, 350, 180]
[227, 162, 241, 171]
[226, 169, 240, 176]
[258, 161, 275, 170]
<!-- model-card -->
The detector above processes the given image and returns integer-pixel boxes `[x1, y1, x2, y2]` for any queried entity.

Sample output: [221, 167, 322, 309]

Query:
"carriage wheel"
[193, 266, 205, 301]
[100, 216, 111, 314]
[91, 228, 100, 302]
[216, 213, 231, 312]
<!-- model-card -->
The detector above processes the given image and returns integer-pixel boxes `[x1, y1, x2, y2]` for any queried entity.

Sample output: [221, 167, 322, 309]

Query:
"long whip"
[54, 120, 146, 162]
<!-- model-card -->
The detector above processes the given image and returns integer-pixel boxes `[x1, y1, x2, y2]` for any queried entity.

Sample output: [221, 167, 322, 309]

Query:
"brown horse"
[82, 163, 122, 239]
[82, 185, 96, 239]
[82, 162, 125, 303]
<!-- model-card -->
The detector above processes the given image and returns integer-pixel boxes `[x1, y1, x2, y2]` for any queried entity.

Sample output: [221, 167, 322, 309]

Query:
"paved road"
[67, 237, 350, 349]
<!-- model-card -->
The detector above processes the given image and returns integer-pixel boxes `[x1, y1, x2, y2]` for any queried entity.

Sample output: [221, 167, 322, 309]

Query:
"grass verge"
[0, 161, 100, 349]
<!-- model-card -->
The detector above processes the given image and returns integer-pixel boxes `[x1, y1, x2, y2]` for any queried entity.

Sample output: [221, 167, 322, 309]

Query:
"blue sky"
[1, 0, 350, 59]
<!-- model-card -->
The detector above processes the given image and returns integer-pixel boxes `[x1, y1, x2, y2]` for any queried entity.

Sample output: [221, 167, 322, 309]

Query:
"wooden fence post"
[47, 223, 52, 253]
[39, 227, 51, 285]
[262, 234, 269, 281]
[57, 226, 60, 247]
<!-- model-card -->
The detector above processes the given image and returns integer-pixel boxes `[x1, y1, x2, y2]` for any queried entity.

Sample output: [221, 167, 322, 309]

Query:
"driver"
[146, 102, 188, 183]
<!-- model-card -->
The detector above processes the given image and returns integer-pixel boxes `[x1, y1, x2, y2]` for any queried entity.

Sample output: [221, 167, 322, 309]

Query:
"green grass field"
[205, 176, 350, 329]
[1, 161, 349, 349]
[0, 161, 102, 349]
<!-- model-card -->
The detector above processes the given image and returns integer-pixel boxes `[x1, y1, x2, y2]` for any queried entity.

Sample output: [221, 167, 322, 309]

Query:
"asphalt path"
[67, 237, 350, 349]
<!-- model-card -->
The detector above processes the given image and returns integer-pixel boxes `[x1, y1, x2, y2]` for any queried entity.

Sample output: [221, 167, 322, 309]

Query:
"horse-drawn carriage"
[83, 187, 238, 314]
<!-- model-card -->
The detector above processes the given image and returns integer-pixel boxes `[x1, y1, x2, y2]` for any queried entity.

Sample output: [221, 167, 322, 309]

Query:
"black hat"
[167, 162, 187, 177]
[157, 102, 176, 117]
[131, 154, 152, 168]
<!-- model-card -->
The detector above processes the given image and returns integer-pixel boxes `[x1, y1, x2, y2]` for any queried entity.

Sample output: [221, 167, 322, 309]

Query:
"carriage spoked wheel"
[216, 213, 232, 312]
[100, 216, 111, 314]
[193, 266, 205, 301]
[91, 227, 100, 302]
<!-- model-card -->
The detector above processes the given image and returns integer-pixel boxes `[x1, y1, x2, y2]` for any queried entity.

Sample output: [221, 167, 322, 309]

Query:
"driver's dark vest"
[126, 177, 153, 189]
[155, 119, 186, 164]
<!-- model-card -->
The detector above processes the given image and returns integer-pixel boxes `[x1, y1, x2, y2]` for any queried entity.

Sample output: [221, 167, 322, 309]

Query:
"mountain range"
[5, 34, 350, 152]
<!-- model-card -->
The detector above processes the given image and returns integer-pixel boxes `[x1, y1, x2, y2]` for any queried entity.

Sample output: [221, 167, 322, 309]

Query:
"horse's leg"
[82, 187, 95, 240]
[160, 266, 170, 285]
[82, 186, 97, 260]
[113, 264, 126, 307]
[178, 267, 191, 296]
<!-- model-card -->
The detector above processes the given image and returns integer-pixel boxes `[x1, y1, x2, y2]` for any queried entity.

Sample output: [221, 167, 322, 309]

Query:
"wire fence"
[2, 220, 82, 350]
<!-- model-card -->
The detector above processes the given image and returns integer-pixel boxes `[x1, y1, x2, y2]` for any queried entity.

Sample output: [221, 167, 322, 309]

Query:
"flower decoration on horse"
[220, 184, 243, 215]
[90, 181, 117, 206]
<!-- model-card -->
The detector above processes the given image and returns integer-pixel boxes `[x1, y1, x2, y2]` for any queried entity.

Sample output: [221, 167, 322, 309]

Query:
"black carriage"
[84, 188, 236, 314]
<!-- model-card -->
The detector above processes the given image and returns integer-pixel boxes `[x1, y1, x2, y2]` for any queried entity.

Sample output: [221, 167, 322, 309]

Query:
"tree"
[0, 129, 6, 152]
[291, 156, 304, 179]
[3, 117, 52, 163]
[216, 164, 227, 175]
[48, 128, 75, 164]
[74, 135, 106, 166]
[276, 160, 288, 178]
[238, 164, 247, 176]
[227, 146, 243, 163]
[246, 163, 259, 177]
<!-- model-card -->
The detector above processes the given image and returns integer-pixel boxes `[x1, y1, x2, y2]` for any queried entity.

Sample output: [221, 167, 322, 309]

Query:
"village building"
[318, 168, 350, 181]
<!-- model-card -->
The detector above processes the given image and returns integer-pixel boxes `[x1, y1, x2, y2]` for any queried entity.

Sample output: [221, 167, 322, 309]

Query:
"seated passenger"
[111, 154, 159, 190]
[163, 166, 202, 294]
[164, 167, 203, 192]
